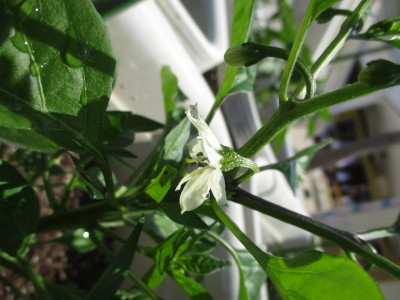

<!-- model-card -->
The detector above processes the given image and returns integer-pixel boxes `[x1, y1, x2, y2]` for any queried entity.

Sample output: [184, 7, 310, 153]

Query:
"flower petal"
[209, 168, 227, 206]
[176, 172, 193, 191]
[179, 167, 215, 213]
[187, 137, 205, 160]
[186, 105, 221, 151]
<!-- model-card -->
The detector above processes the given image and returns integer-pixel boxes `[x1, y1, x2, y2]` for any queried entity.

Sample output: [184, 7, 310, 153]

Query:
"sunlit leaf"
[0, 0, 115, 152]
[266, 251, 384, 300]
[145, 165, 177, 203]
[0, 159, 39, 255]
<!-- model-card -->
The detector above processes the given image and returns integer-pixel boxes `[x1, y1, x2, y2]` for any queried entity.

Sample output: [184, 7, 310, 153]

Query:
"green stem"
[126, 271, 160, 300]
[38, 201, 117, 232]
[20, 258, 51, 300]
[295, 0, 373, 97]
[278, 0, 315, 102]
[211, 198, 269, 267]
[230, 187, 400, 278]
[41, 154, 58, 209]
[238, 82, 380, 159]
[207, 231, 250, 300]
[60, 171, 79, 209]
[357, 226, 400, 241]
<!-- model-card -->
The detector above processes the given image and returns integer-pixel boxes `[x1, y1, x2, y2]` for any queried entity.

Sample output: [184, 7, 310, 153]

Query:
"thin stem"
[211, 198, 269, 267]
[60, 171, 79, 209]
[295, 0, 373, 97]
[230, 187, 400, 278]
[126, 271, 160, 300]
[357, 226, 399, 241]
[38, 201, 117, 232]
[278, 0, 314, 102]
[20, 258, 51, 300]
[207, 230, 250, 300]
[41, 154, 58, 209]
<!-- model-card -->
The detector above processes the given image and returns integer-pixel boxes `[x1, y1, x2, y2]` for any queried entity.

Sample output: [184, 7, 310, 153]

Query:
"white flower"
[176, 106, 227, 213]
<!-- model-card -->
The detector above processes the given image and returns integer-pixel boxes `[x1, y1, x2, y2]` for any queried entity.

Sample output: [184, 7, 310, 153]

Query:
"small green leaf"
[168, 266, 213, 300]
[86, 218, 144, 300]
[261, 139, 331, 191]
[266, 251, 384, 300]
[356, 17, 400, 48]
[228, 66, 257, 94]
[358, 60, 400, 87]
[176, 253, 230, 276]
[145, 165, 177, 203]
[0, 159, 39, 255]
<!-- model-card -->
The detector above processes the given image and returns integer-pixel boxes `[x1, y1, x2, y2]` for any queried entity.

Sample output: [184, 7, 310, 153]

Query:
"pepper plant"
[0, 0, 400, 299]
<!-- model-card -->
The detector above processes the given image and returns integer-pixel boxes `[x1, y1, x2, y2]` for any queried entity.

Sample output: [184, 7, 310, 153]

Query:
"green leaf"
[266, 250, 384, 300]
[0, 159, 39, 255]
[0, 0, 115, 152]
[356, 17, 400, 48]
[144, 212, 181, 240]
[103, 111, 163, 143]
[72, 156, 106, 199]
[228, 66, 257, 94]
[176, 253, 230, 276]
[144, 228, 191, 289]
[86, 218, 144, 300]
[237, 249, 267, 300]
[261, 139, 331, 191]
[158, 202, 209, 230]
[167, 266, 213, 300]
[358, 59, 400, 87]
[144, 165, 177, 203]
[161, 66, 180, 121]
[162, 117, 191, 166]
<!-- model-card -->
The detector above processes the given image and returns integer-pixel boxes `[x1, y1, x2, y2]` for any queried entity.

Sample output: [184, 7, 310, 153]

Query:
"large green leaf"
[85, 218, 144, 300]
[266, 250, 383, 300]
[0, 0, 115, 152]
[0, 159, 39, 255]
